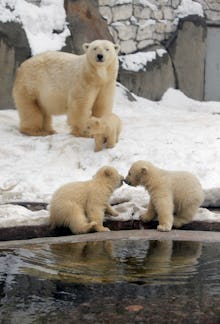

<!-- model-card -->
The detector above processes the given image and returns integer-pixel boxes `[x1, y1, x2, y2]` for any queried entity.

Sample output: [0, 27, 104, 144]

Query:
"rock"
[137, 20, 156, 41]
[118, 45, 176, 101]
[0, 22, 31, 109]
[134, 5, 151, 20]
[167, 15, 207, 100]
[113, 22, 137, 41]
[120, 39, 137, 54]
[112, 4, 133, 22]
[99, 6, 113, 24]
[63, 0, 113, 54]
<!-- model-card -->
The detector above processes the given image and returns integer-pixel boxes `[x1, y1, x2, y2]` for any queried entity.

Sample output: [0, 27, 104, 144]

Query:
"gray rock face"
[118, 15, 207, 101]
[167, 15, 207, 100]
[0, 22, 31, 109]
[118, 46, 176, 101]
[63, 0, 113, 55]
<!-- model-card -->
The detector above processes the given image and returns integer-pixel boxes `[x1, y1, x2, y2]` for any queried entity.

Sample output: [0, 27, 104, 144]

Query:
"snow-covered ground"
[0, 84, 220, 227]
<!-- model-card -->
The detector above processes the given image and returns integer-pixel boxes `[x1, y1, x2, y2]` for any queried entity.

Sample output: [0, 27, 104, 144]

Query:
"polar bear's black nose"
[124, 178, 129, 185]
[97, 54, 104, 62]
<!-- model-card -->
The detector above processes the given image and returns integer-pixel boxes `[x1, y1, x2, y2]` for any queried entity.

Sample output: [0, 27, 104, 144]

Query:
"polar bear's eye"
[93, 47, 97, 51]
[105, 48, 110, 51]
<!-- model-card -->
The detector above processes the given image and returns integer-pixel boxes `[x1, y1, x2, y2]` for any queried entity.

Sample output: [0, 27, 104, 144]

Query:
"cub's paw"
[95, 147, 103, 152]
[157, 224, 172, 232]
[100, 226, 111, 232]
[110, 210, 119, 217]
[140, 213, 152, 223]
[173, 218, 185, 228]
[90, 221, 98, 227]
[95, 225, 111, 232]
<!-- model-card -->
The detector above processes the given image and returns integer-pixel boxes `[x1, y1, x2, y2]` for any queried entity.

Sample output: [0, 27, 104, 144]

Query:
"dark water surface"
[0, 239, 219, 323]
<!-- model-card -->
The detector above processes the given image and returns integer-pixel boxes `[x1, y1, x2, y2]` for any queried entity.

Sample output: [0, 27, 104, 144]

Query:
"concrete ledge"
[0, 219, 219, 242]
[0, 229, 219, 249]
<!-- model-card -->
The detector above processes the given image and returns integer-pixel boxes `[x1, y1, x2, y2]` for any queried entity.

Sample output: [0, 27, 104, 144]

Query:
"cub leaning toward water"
[50, 166, 123, 234]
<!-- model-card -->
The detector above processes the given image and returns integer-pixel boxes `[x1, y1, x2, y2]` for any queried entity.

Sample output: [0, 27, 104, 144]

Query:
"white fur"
[125, 160, 204, 231]
[13, 40, 120, 137]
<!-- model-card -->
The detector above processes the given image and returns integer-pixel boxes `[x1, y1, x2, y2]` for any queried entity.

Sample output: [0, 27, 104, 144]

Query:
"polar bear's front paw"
[95, 146, 103, 152]
[100, 226, 111, 232]
[157, 224, 172, 232]
[95, 225, 111, 232]
[109, 209, 119, 217]
[90, 221, 98, 228]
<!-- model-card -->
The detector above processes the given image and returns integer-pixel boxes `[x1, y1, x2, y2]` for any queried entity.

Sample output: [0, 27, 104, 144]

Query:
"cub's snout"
[124, 177, 130, 185]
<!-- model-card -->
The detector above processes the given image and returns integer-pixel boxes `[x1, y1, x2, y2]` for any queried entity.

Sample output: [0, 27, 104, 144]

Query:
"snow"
[0, 0, 70, 55]
[136, 1, 157, 11]
[0, 84, 220, 227]
[119, 49, 167, 72]
[176, 0, 204, 18]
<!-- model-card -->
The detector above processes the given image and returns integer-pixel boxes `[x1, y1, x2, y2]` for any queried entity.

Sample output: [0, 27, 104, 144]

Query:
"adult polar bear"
[13, 40, 120, 137]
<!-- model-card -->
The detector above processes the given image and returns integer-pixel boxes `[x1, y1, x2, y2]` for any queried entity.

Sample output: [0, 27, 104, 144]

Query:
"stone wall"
[99, 0, 181, 54]
[98, 0, 219, 54]
[118, 14, 206, 101]
[97, 1, 210, 101]
[197, 0, 220, 20]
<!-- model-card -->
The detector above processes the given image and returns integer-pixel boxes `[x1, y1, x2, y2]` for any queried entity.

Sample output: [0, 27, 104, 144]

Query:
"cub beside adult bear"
[13, 40, 120, 137]
[86, 113, 122, 151]
[50, 166, 123, 234]
[125, 160, 204, 231]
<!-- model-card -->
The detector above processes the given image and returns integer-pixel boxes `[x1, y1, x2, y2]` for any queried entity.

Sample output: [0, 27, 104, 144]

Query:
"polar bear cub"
[86, 113, 122, 151]
[13, 40, 120, 137]
[125, 160, 204, 232]
[50, 166, 123, 234]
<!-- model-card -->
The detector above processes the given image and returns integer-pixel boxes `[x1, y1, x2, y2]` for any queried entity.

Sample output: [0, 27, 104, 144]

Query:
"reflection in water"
[0, 240, 219, 323]
[21, 240, 202, 284]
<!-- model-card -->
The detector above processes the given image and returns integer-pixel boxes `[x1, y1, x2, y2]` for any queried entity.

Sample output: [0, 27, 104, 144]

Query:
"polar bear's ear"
[104, 168, 112, 177]
[83, 43, 90, 52]
[114, 44, 120, 54]
[141, 167, 148, 175]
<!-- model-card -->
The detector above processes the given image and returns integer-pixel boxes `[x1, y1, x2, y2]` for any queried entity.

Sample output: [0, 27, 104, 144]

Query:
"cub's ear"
[83, 43, 90, 52]
[114, 44, 120, 53]
[104, 168, 112, 177]
[141, 167, 148, 175]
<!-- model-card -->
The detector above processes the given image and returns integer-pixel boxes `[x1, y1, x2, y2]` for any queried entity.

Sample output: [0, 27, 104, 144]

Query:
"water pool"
[0, 238, 219, 323]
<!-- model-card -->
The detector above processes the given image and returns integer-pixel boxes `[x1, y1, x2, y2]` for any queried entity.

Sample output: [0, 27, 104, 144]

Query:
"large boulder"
[63, 0, 113, 54]
[167, 15, 207, 101]
[0, 22, 31, 109]
[118, 45, 176, 101]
